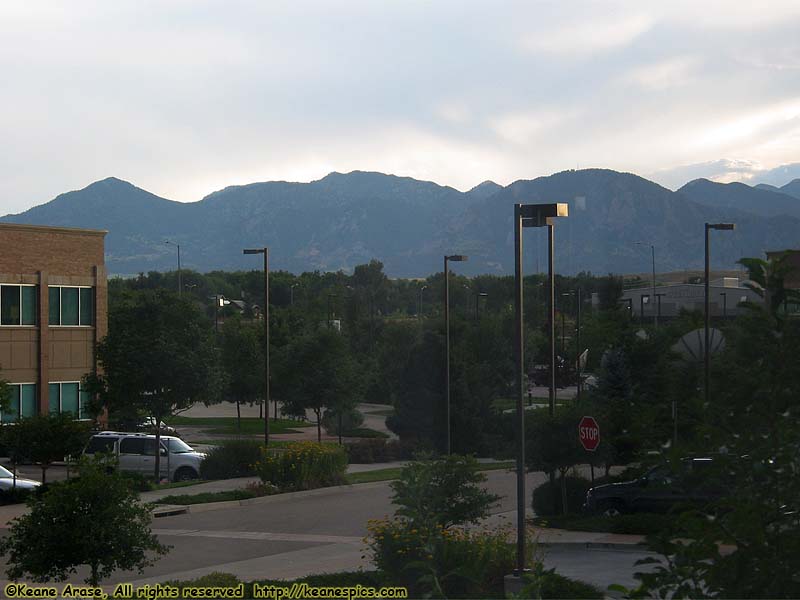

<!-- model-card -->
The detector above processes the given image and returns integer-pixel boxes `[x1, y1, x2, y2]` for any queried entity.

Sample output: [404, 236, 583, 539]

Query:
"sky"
[2, 0, 800, 214]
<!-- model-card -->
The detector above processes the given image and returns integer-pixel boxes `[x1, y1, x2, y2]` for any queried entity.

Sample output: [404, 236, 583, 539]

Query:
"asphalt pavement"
[0, 467, 660, 595]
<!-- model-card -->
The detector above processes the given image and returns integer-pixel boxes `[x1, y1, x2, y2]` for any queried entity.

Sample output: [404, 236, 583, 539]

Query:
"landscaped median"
[149, 453, 516, 510]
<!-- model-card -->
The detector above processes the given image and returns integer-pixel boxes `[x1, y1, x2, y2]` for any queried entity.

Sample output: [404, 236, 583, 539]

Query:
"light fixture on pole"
[634, 242, 657, 327]
[704, 223, 734, 411]
[243, 247, 270, 444]
[513, 202, 568, 578]
[165, 240, 182, 296]
[418, 285, 428, 319]
[444, 254, 468, 455]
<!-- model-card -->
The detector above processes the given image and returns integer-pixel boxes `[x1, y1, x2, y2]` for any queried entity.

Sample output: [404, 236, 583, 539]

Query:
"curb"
[538, 541, 653, 551]
[147, 480, 391, 516]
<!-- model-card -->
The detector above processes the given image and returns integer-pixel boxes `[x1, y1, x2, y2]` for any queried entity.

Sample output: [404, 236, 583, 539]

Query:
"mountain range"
[2, 170, 799, 277]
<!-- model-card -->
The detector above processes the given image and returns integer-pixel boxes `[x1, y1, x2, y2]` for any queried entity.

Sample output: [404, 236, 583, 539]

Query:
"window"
[0, 285, 37, 326]
[48, 286, 93, 326]
[85, 436, 118, 454]
[0, 384, 38, 423]
[120, 438, 145, 455]
[48, 382, 90, 419]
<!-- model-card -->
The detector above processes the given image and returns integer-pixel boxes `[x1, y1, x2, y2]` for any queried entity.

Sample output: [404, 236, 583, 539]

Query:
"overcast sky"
[2, 1, 800, 213]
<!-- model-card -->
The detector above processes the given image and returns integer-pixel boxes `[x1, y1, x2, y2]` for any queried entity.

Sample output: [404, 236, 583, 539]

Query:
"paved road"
[0, 467, 659, 593]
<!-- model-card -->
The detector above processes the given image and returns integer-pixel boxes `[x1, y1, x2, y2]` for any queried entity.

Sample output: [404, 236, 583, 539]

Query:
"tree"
[274, 328, 362, 442]
[739, 253, 800, 319]
[390, 454, 500, 531]
[0, 369, 10, 415]
[92, 290, 222, 480]
[526, 404, 587, 514]
[0, 458, 169, 587]
[629, 259, 800, 598]
[13, 414, 91, 484]
[218, 315, 264, 430]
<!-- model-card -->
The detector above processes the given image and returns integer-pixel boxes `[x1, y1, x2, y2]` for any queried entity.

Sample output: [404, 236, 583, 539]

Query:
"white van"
[84, 431, 205, 482]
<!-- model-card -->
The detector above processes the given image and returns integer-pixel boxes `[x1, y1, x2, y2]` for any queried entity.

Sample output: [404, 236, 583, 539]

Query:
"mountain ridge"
[3, 169, 799, 277]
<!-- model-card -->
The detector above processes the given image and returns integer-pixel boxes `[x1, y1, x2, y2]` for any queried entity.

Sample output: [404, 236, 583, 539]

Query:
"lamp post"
[290, 283, 299, 307]
[704, 223, 734, 411]
[243, 247, 270, 445]
[634, 242, 657, 327]
[640, 294, 649, 320]
[513, 203, 568, 578]
[165, 240, 182, 296]
[418, 285, 428, 319]
[444, 254, 468, 455]
[655, 293, 665, 320]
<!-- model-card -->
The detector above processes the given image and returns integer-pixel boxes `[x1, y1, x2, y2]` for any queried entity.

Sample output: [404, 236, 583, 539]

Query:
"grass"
[346, 460, 516, 485]
[149, 479, 208, 491]
[184, 439, 338, 448]
[491, 397, 552, 411]
[166, 416, 311, 435]
[365, 408, 395, 417]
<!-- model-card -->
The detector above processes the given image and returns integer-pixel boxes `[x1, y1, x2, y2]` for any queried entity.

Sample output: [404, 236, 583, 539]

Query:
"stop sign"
[579, 416, 600, 452]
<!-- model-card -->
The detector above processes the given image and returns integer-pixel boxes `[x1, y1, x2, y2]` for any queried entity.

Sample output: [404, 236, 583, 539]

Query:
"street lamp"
[243, 247, 270, 444]
[164, 240, 182, 296]
[513, 202, 568, 578]
[704, 223, 734, 411]
[635, 242, 658, 327]
[418, 285, 428, 319]
[444, 254, 468, 455]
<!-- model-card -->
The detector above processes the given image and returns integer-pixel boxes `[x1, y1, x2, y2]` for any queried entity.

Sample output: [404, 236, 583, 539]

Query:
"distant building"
[615, 277, 761, 319]
[0, 223, 107, 422]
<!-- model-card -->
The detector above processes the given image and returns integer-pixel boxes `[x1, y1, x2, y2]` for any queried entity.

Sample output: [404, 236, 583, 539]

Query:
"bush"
[520, 565, 603, 599]
[0, 487, 35, 506]
[532, 475, 592, 516]
[118, 471, 153, 492]
[156, 483, 278, 506]
[199, 439, 262, 480]
[367, 518, 514, 598]
[255, 442, 348, 491]
[345, 438, 418, 463]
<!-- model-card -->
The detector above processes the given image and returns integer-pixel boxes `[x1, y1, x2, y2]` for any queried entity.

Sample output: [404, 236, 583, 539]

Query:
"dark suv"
[584, 457, 728, 515]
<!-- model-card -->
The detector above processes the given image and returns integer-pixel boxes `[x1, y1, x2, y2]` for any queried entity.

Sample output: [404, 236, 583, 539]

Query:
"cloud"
[624, 57, 699, 91]
[519, 13, 653, 57]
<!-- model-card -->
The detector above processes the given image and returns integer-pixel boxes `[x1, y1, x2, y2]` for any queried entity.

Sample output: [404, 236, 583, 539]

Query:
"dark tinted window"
[120, 438, 146, 454]
[86, 436, 118, 454]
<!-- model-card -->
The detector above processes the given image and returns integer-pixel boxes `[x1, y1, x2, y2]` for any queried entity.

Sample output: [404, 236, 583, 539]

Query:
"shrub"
[520, 565, 603, 599]
[367, 518, 514, 598]
[345, 438, 418, 463]
[391, 454, 500, 531]
[119, 471, 154, 492]
[0, 487, 35, 506]
[532, 475, 592, 516]
[199, 439, 262, 480]
[255, 442, 348, 491]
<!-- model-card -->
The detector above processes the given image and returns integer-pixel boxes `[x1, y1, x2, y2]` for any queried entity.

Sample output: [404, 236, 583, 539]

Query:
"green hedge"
[199, 439, 262, 480]
[532, 475, 593, 516]
[345, 438, 418, 463]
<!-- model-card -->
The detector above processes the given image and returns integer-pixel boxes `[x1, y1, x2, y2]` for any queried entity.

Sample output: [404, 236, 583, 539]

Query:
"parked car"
[0, 465, 41, 495]
[137, 417, 179, 436]
[584, 457, 728, 515]
[83, 431, 205, 482]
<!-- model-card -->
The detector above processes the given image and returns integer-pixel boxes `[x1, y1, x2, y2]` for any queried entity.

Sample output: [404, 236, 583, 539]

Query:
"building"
[0, 223, 107, 422]
[615, 277, 762, 319]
